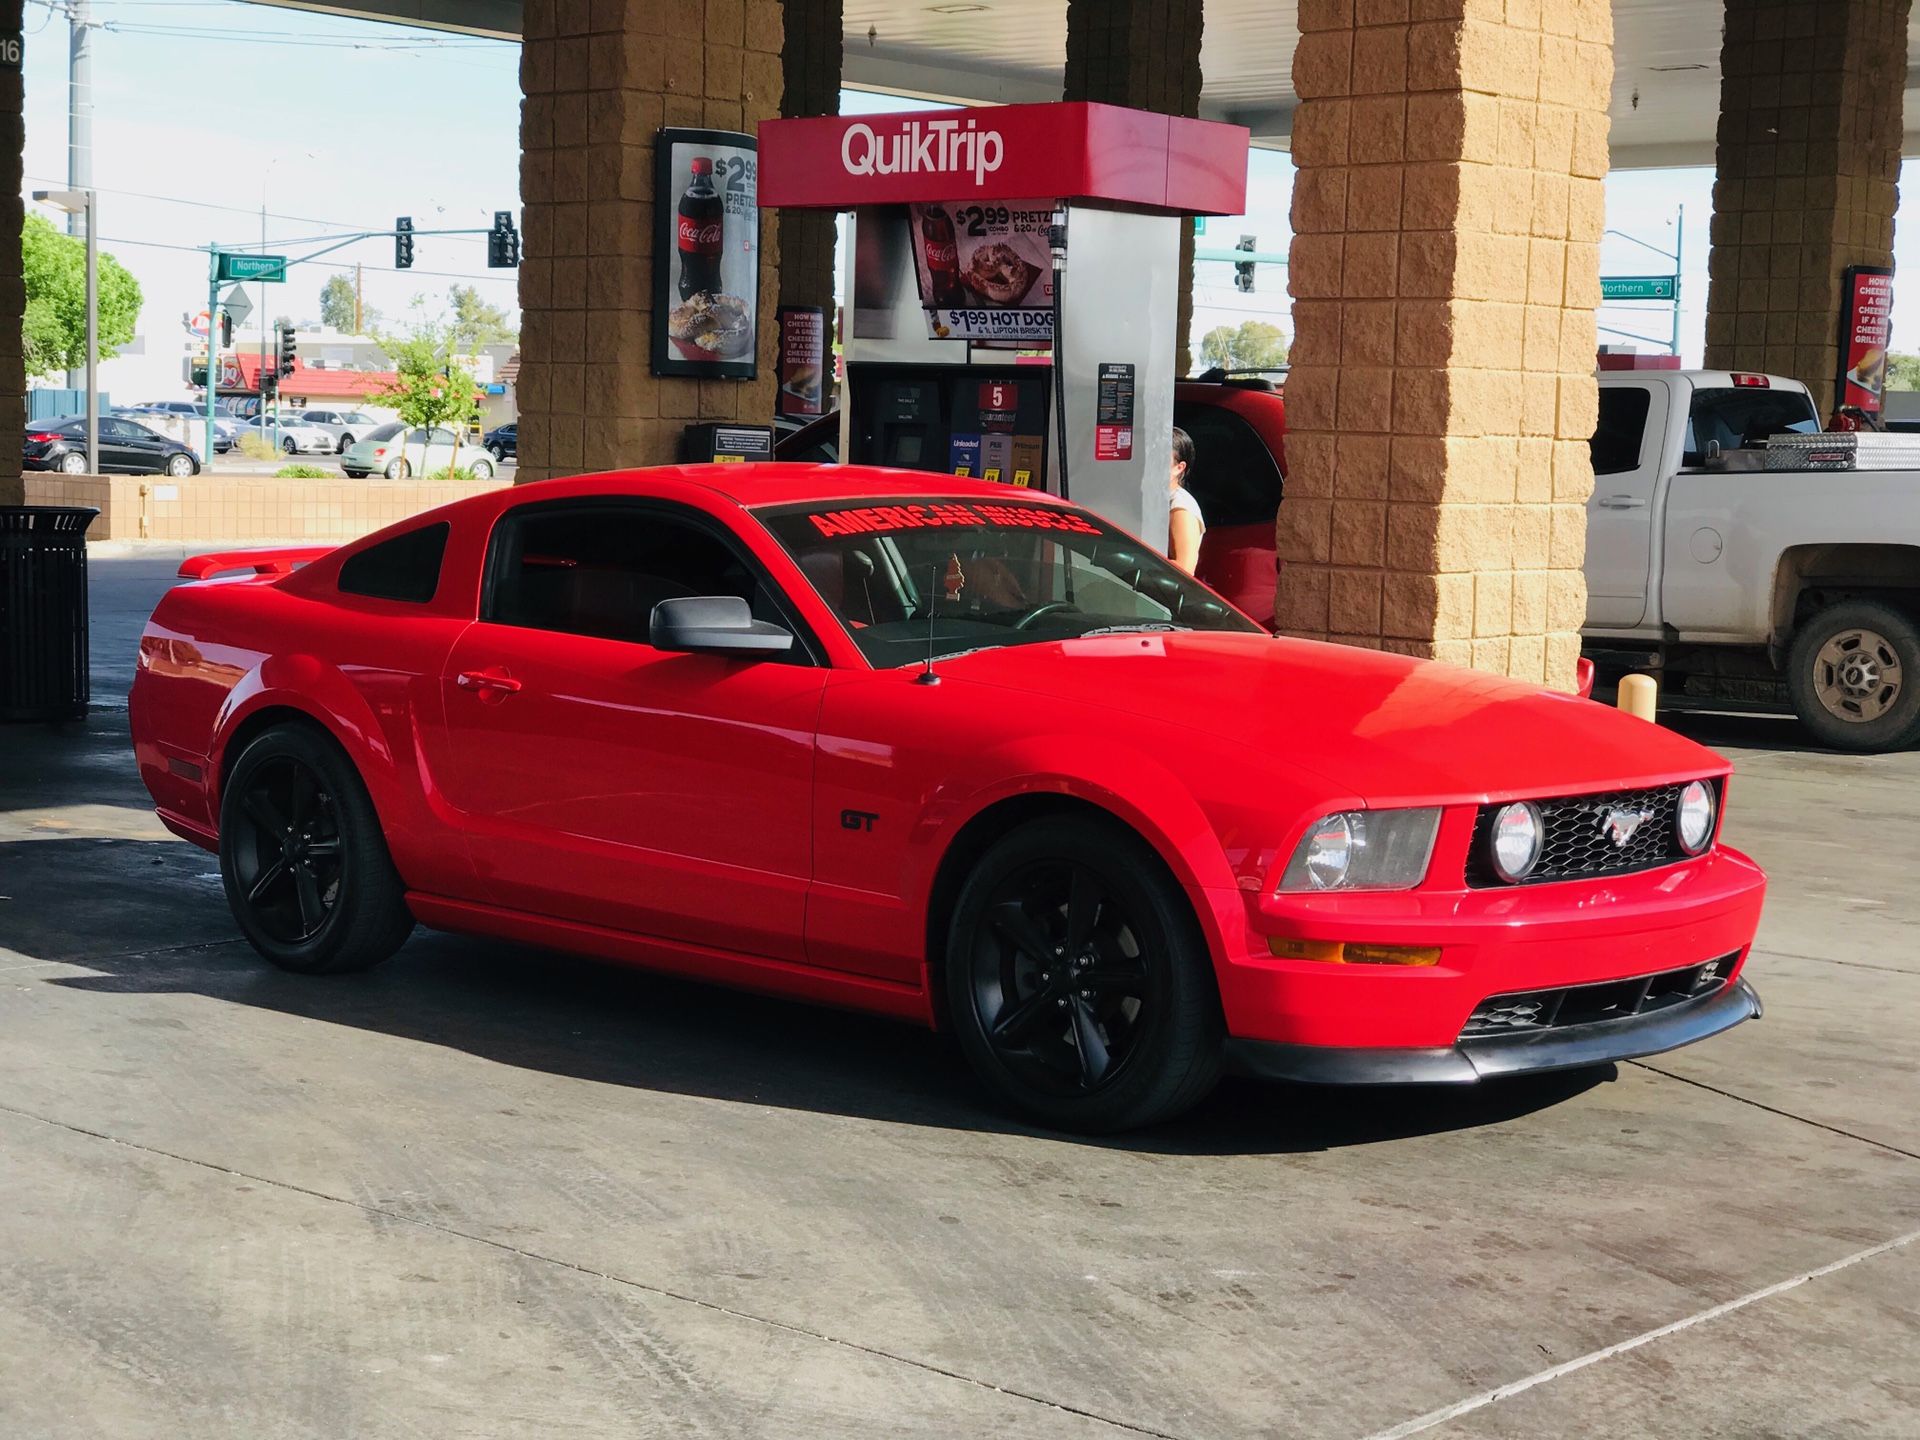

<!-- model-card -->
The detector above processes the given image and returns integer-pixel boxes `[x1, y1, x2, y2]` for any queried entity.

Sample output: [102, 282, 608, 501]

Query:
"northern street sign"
[1601, 274, 1677, 301]
[217, 252, 288, 283]
[221, 285, 253, 328]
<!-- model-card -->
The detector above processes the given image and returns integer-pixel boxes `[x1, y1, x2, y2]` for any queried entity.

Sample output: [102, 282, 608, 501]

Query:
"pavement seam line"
[1627, 1060, 1920, 1163]
[0, 1101, 1188, 1440]
[1752, 947, 1917, 977]
[1358, 1225, 1920, 1440]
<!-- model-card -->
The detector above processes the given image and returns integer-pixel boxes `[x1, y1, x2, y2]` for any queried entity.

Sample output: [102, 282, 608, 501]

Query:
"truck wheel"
[1787, 600, 1920, 752]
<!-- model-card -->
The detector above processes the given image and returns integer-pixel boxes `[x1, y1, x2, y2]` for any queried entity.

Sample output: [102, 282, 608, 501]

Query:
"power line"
[91, 231, 522, 288]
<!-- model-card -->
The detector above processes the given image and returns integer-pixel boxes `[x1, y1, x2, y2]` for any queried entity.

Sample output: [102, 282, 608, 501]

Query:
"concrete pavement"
[0, 551, 1913, 1438]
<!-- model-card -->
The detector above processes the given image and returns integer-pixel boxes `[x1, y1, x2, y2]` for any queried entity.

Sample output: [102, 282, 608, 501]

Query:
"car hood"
[937, 631, 1726, 804]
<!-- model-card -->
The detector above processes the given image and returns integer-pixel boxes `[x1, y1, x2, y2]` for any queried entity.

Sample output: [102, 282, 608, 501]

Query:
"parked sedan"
[132, 467, 1764, 1133]
[291, 408, 384, 453]
[234, 413, 336, 455]
[23, 415, 201, 476]
[483, 423, 517, 462]
[340, 422, 498, 480]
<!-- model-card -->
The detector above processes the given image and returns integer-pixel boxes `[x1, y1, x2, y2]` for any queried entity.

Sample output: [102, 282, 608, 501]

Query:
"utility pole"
[65, 0, 94, 393]
[354, 262, 363, 334]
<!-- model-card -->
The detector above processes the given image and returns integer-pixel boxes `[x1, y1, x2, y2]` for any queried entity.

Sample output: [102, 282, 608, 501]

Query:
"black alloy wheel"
[218, 723, 413, 973]
[946, 817, 1223, 1132]
[229, 754, 344, 944]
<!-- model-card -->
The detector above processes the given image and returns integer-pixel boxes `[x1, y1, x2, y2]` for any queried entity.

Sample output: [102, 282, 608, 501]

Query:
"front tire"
[1787, 599, 1920, 752]
[944, 816, 1223, 1132]
[282, 436, 298, 454]
[218, 723, 413, 974]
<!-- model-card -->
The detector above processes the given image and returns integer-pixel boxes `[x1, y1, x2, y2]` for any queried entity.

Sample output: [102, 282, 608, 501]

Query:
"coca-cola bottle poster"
[652, 127, 760, 380]
[907, 200, 1056, 343]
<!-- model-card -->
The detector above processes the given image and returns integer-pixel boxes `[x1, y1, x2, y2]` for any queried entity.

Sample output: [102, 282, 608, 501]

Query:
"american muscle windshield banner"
[908, 200, 1056, 342]
[803, 501, 1102, 538]
[1838, 265, 1893, 414]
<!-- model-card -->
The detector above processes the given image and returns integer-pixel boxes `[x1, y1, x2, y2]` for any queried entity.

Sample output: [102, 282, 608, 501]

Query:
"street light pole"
[34, 188, 99, 473]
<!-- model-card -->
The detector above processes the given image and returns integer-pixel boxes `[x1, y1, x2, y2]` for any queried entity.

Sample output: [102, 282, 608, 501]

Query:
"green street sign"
[1601, 274, 1676, 301]
[217, 252, 288, 283]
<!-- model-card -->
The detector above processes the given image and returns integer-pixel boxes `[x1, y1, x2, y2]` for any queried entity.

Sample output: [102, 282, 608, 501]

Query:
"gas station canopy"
[759, 103, 1249, 214]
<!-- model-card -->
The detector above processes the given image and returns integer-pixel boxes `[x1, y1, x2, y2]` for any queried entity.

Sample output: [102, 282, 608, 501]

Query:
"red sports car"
[131, 466, 1765, 1131]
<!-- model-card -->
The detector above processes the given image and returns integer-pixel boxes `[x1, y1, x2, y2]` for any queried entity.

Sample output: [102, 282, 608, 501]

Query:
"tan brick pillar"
[0, 0, 27, 507]
[777, 0, 842, 310]
[1279, 0, 1611, 691]
[1704, 0, 1909, 416]
[515, 0, 784, 483]
[1064, 0, 1205, 374]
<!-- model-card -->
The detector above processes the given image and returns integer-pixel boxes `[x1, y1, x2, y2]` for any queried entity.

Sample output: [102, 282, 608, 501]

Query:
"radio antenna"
[915, 561, 942, 685]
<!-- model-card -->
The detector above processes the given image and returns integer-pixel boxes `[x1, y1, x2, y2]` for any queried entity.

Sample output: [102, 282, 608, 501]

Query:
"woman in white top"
[1168, 425, 1204, 575]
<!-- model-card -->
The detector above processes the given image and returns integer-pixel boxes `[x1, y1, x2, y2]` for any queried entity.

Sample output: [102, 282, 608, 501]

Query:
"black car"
[23, 416, 202, 476]
[484, 423, 517, 462]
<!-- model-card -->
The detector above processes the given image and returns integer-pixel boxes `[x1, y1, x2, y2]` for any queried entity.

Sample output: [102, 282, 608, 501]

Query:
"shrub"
[275, 464, 333, 479]
[236, 432, 280, 461]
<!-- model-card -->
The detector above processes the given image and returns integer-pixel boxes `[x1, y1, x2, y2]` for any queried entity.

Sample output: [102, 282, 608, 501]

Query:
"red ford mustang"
[131, 465, 1765, 1131]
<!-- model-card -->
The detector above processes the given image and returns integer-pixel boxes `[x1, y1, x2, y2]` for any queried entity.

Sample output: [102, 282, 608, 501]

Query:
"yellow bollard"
[1617, 672, 1658, 722]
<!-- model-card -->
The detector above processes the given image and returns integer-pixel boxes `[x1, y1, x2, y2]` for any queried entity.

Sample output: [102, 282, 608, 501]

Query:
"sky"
[16, 0, 1920, 400]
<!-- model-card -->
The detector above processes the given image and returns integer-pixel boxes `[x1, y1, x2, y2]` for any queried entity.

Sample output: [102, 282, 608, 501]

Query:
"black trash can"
[0, 505, 100, 722]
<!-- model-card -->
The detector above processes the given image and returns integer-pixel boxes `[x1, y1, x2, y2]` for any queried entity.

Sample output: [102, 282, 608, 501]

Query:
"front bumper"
[1225, 976, 1762, 1084]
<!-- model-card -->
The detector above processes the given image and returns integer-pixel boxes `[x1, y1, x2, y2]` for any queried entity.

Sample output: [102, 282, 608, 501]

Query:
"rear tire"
[165, 453, 195, 477]
[944, 816, 1223, 1133]
[58, 451, 88, 474]
[337, 434, 354, 452]
[218, 723, 413, 974]
[1786, 599, 1920, 752]
[386, 458, 411, 480]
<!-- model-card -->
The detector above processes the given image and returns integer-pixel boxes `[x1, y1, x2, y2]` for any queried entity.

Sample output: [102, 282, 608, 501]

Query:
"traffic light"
[1234, 234, 1256, 294]
[218, 309, 233, 347]
[278, 324, 297, 378]
[487, 210, 520, 268]
[395, 216, 414, 270]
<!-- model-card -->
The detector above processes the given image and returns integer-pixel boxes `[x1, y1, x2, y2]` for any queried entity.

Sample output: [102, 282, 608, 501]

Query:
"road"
[0, 553, 1912, 1438]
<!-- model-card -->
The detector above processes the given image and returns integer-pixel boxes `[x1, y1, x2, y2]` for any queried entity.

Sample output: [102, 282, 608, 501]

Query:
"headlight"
[1676, 780, 1716, 854]
[1278, 808, 1441, 893]
[1489, 801, 1544, 882]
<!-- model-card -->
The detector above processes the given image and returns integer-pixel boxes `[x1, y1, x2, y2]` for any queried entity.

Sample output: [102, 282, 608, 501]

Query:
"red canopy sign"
[758, 102, 1248, 216]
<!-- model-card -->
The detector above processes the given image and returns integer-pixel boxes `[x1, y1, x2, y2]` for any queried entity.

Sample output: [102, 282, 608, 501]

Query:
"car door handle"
[455, 669, 522, 694]
[1596, 495, 1648, 510]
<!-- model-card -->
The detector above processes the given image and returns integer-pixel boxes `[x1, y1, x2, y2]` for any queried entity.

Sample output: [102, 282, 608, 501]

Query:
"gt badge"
[1601, 807, 1654, 848]
[840, 809, 879, 832]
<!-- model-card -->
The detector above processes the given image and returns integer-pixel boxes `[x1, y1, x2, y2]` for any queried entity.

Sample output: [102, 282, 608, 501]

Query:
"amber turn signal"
[1267, 937, 1442, 966]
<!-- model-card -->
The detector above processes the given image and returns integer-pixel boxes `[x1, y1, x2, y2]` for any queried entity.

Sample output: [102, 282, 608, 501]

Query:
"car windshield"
[758, 496, 1260, 667]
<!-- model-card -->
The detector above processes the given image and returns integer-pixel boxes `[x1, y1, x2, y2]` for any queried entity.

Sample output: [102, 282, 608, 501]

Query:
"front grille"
[1466, 783, 1707, 886]
[1458, 956, 1735, 1039]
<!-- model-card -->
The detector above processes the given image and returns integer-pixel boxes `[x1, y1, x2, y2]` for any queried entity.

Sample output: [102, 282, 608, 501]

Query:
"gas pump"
[758, 103, 1248, 541]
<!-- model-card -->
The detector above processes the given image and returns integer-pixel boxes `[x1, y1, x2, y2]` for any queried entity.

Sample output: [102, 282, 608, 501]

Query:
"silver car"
[234, 413, 335, 455]
[290, 408, 384, 453]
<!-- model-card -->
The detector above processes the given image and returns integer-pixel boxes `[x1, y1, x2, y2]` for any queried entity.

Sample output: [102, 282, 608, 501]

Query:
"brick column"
[515, 0, 784, 483]
[1704, 0, 1909, 416]
[777, 0, 842, 309]
[1063, 0, 1205, 374]
[1279, 0, 1611, 692]
[0, 0, 27, 506]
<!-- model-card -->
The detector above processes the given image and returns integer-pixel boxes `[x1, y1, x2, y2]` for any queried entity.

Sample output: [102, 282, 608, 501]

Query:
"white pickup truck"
[1584, 368, 1920, 752]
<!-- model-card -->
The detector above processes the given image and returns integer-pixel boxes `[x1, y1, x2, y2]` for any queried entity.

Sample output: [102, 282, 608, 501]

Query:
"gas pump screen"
[909, 200, 1056, 342]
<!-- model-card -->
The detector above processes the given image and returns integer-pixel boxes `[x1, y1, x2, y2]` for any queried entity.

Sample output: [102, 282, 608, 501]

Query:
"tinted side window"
[1683, 387, 1821, 462]
[1590, 386, 1652, 475]
[485, 503, 806, 661]
[1171, 403, 1285, 527]
[337, 522, 450, 604]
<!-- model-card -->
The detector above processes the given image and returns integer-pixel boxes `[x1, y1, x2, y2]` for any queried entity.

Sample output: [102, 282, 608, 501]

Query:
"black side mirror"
[649, 595, 793, 657]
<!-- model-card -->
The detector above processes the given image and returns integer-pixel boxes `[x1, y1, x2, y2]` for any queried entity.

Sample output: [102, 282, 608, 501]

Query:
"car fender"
[916, 731, 1247, 971]
[210, 654, 426, 865]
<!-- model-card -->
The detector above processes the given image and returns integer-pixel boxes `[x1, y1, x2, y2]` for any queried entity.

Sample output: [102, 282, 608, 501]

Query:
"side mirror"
[649, 595, 793, 657]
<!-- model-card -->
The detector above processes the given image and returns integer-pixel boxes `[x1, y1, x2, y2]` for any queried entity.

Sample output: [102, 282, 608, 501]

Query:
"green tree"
[319, 274, 375, 333]
[1884, 352, 1920, 392]
[1196, 320, 1289, 374]
[447, 283, 517, 350]
[372, 313, 481, 474]
[20, 213, 143, 379]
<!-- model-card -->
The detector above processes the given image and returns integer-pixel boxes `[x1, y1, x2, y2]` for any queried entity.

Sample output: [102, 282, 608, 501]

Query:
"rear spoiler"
[177, 546, 334, 582]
